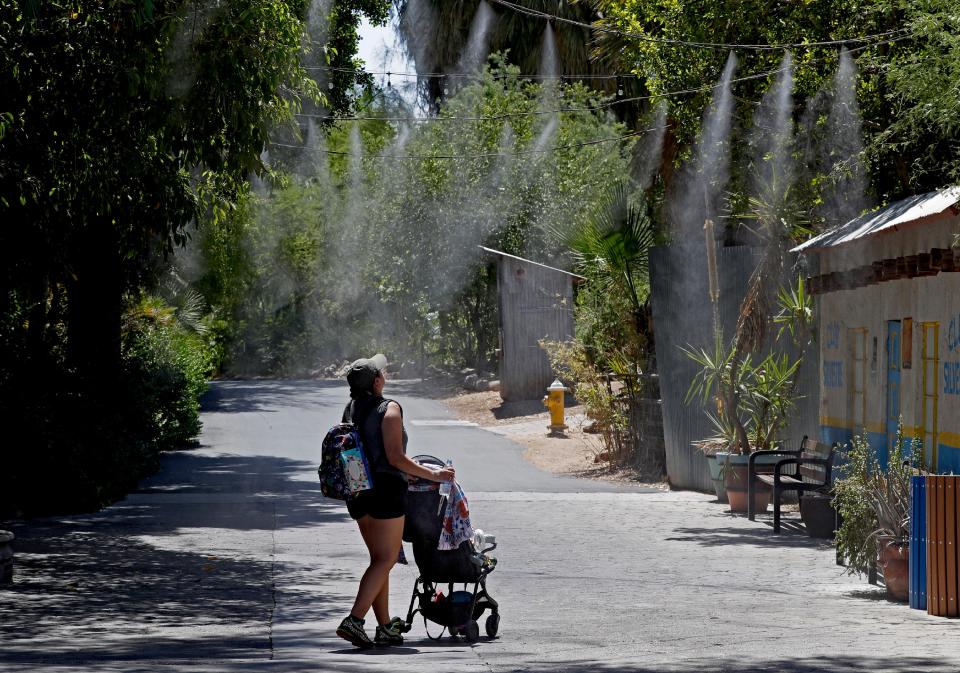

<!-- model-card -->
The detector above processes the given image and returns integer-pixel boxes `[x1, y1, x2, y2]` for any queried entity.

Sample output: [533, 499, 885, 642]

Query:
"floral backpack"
[318, 404, 374, 500]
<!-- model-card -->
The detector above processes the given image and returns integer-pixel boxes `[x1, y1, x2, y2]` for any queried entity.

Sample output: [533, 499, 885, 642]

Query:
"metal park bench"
[747, 436, 838, 534]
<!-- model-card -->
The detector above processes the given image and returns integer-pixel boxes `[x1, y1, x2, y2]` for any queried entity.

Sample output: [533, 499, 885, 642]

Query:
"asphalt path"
[1, 379, 958, 673]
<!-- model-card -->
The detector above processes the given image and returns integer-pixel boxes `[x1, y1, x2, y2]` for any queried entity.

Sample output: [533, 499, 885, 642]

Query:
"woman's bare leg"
[351, 515, 404, 623]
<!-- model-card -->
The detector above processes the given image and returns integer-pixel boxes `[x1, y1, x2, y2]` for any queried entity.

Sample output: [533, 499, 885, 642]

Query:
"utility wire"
[279, 34, 910, 155]
[294, 65, 801, 123]
[293, 32, 908, 125]
[269, 127, 655, 160]
[488, 0, 912, 51]
[291, 55, 823, 123]
[306, 65, 640, 80]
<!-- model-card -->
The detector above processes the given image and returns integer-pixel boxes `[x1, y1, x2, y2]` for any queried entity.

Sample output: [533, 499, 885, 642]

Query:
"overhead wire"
[292, 33, 905, 125]
[277, 32, 912, 160]
[295, 27, 911, 126]
[488, 0, 913, 51]
[269, 127, 657, 160]
[302, 30, 907, 82]
[294, 63, 798, 124]
[305, 64, 640, 80]
[292, 74, 744, 123]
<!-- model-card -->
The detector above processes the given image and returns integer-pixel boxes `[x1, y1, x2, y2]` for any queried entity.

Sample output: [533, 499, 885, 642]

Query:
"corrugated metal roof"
[792, 185, 960, 253]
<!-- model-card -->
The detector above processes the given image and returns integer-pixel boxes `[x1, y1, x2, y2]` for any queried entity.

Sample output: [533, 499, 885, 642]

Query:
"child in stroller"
[398, 455, 500, 642]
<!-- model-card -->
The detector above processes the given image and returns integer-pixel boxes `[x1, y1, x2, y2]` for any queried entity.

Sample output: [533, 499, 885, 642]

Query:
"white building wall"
[816, 214, 960, 472]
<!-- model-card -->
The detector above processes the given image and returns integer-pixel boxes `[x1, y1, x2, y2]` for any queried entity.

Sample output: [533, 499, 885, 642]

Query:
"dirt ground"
[442, 390, 668, 489]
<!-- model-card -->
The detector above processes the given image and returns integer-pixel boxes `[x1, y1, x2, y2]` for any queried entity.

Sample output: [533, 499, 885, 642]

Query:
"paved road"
[1, 380, 958, 673]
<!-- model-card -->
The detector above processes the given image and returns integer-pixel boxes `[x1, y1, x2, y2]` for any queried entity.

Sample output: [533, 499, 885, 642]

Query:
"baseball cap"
[346, 353, 388, 391]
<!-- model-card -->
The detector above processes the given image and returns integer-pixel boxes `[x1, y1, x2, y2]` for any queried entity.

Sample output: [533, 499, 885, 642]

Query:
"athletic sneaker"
[336, 615, 373, 649]
[374, 617, 405, 646]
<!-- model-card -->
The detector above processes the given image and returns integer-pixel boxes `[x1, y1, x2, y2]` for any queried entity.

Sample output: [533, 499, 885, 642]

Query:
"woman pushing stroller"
[335, 354, 455, 649]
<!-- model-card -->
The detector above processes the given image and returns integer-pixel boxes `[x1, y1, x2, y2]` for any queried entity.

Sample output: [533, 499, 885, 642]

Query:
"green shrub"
[833, 434, 879, 576]
[122, 297, 216, 451]
[0, 295, 214, 518]
[834, 426, 915, 576]
[542, 339, 627, 459]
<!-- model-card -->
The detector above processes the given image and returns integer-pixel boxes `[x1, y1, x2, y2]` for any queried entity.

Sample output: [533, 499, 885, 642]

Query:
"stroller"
[399, 455, 500, 642]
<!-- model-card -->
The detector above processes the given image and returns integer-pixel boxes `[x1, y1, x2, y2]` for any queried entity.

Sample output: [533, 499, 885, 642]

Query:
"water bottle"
[438, 458, 453, 498]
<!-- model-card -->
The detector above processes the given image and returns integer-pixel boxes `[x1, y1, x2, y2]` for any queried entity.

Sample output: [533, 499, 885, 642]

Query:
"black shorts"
[347, 474, 408, 520]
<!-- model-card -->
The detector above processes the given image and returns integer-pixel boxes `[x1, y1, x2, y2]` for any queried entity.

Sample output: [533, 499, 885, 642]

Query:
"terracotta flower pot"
[723, 455, 772, 514]
[879, 540, 909, 602]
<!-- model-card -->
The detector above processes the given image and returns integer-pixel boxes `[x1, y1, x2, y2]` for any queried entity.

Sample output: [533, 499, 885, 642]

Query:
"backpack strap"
[345, 397, 399, 424]
[342, 397, 401, 458]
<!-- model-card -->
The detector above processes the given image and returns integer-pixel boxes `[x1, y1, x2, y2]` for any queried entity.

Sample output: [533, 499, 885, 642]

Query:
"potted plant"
[697, 444, 729, 503]
[834, 426, 914, 601]
[683, 277, 814, 514]
[800, 487, 839, 539]
[684, 335, 751, 511]
[693, 416, 738, 503]
[684, 339, 801, 513]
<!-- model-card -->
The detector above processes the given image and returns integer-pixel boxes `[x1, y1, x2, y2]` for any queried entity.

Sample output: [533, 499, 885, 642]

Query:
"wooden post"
[946, 476, 957, 617]
[938, 476, 948, 615]
[928, 475, 939, 616]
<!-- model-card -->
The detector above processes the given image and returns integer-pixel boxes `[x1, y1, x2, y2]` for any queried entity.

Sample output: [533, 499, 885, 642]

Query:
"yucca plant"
[744, 352, 801, 451]
[683, 338, 800, 454]
[691, 404, 741, 456]
[682, 332, 752, 454]
[868, 430, 914, 545]
[684, 274, 812, 455]
[773, 274, 815, 343]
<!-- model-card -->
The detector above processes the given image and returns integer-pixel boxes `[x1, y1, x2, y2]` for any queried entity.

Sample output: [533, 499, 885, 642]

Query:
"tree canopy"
[592, 0, 959, 200]
[0, 0, 389, 516]
[3, 0, 959, 513]
[202, 55, 639, 374]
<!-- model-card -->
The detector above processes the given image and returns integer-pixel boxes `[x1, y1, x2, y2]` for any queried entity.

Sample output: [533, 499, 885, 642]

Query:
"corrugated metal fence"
[496, 254, 576, 402]
[649, 244, 820, 491]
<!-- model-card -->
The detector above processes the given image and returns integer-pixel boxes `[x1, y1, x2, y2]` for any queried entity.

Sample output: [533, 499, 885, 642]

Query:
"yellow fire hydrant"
[543, 379, 568, 435]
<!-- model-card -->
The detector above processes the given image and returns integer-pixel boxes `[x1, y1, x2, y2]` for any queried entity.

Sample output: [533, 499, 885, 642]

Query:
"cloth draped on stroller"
[399, 455, 500, 642]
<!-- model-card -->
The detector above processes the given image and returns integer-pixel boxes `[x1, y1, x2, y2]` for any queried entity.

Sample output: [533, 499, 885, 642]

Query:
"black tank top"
[343, 395, 408, 478]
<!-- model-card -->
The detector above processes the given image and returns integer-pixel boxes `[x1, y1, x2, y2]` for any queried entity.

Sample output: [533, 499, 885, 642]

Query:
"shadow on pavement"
[201, 379, 345, 413]
[0, 524, 282, 662]
[666, 525, 831, 550]
[508, 657, 959, 673]
[0, 449, 353, 666]
[129, 453, 349, 532]
[491, 398, 551, 420]
[201, 377, 468, 415]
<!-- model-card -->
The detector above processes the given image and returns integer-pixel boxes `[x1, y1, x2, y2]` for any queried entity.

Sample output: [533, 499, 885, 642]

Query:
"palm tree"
[569, 182, 654, 330]
[566, 181, 657, 385]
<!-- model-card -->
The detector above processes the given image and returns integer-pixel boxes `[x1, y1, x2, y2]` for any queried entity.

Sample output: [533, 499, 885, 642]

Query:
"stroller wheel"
[485, 613, 500, 639]
[463, 620, 480, 643]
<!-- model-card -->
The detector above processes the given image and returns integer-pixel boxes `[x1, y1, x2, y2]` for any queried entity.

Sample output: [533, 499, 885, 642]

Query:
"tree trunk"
[66, 227, 123, 393]
[659, 120, 680, 191]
